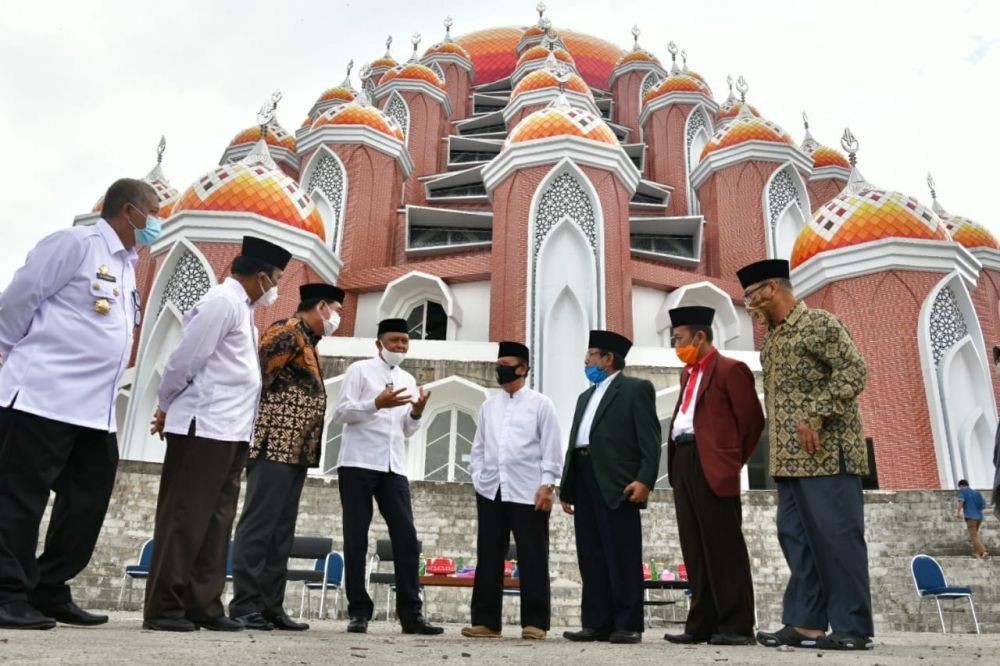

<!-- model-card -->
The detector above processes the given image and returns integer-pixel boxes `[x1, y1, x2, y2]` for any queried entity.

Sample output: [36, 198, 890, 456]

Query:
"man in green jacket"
[560, 330, 661, 645]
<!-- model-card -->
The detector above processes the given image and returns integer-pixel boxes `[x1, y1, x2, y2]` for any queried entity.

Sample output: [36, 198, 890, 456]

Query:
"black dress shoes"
[609, 630, 642, 644]
[142, 617, 198, 632]
[233, 612, 274, 630]
[664, 632, 709, 644]
[192, 615, 244, 631]
[709, 633, 755, 646]
[562, 628, 611, 642]
[0, 601, 56, 630]
[347, 616, 369, 633]
[401, 615, 444, 635]
[265, 612, 309, 631]
[35, 601, 108, 626]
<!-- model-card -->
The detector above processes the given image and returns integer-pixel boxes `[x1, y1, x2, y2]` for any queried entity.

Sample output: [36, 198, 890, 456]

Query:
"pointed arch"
[141, 239, 215, 359]
[684, 105, 712, 214]
[763, 163, 811, 259]
[301, 146, 349, 255]
[525, 159, 605, 427]
[539, 281, 591, 430]
[428, 61, 446, 83]
[377, 270, 461, 340]
[656, 280, 743, 349]
[918, 272, 998, 487]
[384, 91, 410, 141]
[408, 375, 490, 481]
[639, 71, 662, 107]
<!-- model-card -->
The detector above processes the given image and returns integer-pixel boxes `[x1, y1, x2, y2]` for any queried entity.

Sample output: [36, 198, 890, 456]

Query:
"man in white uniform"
[332, 318, 439, 635]
[462, 341, 562, 640]
[143, 236, 291, 633]
[0, 178, 159, 630]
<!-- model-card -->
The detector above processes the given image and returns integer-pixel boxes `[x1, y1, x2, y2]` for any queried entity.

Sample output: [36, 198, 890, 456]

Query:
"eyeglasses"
[742, 282, 770, 304]
[131, 289, 143, 327]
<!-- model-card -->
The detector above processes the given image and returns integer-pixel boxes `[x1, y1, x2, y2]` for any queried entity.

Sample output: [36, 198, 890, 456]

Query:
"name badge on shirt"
[96, 265, 117, 283]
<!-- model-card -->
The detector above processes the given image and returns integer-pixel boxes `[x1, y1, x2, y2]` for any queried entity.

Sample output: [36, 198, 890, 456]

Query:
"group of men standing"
[0, 177, 874, 653]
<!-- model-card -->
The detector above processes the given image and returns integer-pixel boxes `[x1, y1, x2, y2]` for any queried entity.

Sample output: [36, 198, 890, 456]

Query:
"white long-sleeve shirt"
[157, 277, 261, 442]
[470, 387, 563, 505]
[0, 219, 137, 431]
[332, 355, 421, 475]
[574, 371, 620, 447]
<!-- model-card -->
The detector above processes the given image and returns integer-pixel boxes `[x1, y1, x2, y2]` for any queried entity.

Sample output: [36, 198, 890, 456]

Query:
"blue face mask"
[127, 202, 163, 246]
[585, 364, 608, 385]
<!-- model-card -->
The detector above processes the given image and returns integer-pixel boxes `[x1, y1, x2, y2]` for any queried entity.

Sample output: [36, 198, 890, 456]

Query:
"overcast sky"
[0, 0, 997, 287]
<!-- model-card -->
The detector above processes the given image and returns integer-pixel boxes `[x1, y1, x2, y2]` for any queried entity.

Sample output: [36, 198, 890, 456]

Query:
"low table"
[643, 579, 690, 626]
[419, 575, 520, 589]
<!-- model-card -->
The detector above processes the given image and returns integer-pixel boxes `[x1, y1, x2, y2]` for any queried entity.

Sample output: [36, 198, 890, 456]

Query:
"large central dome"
[455, 26, 625, 89]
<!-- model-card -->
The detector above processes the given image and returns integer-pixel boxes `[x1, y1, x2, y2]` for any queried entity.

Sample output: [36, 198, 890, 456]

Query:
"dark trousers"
[0, 407, 118, 607]
[572, 454, 644, 633]
[470, 490, 551, 631]
[229, 459, 307, 618]
[338, 466, 421, 622]
[672, 443, 755, 637]
[776, 460, 874, 637]
[144, 433, 248, 621]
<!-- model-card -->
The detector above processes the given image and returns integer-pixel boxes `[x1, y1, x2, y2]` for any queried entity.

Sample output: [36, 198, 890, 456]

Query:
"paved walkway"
[0, 614, 995, 664]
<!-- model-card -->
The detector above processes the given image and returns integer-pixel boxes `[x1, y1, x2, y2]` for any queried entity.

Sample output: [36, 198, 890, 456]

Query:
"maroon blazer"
[667, 351, 765, 497]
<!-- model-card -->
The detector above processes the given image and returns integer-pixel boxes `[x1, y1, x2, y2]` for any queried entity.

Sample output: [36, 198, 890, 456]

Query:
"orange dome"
[810, 145, 851, 170]
[643, 73, 712, 105]
[946, 216, 1000, 251]
[791, 187, 949, 267]
[370, 55, 398, 69]
[173, 162, 325, 239]
[522, 25, 547, 39]
[455, 26, 623, 89]
[379, 62, 446, 90]
[311, 102, 405, 141]
[512, 68, 591, 99]
[507, 104, 618, 146]
[424, 41, 471, 60]
[717, 99, 759, 122]
[316, 86, 356, 104]
[700, 112, 794, 160]
[517, 44, 575, 69]
[229, 122, 296, 153]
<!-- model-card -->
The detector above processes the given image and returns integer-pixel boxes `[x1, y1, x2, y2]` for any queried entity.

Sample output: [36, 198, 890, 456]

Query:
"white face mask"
[381, 349, 406, 367]
[258, 274, 279, 307]
[323, 310, 341, 336]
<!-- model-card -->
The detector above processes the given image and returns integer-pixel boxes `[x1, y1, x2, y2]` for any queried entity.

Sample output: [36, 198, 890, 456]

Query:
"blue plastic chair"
[300, 551, 345, 619]
[117, 538, 154, 609]
[910, 554, 980, 633]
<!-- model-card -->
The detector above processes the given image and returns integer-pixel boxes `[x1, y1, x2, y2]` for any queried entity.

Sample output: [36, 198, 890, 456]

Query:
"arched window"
[640, 71, 662, 107]
[765, 165, 810, 259]
[304, 149, 347, 253]
[323, 421, 344, 475]
[406, 300, 447, 340]
[423, 408, 476, 482]
[385, 92, 410, 139]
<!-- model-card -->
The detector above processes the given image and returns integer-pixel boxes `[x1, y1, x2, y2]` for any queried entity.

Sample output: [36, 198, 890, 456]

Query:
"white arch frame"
[316, 374, 347, 475]
[377, 270, 462, 340]
[407, 375, 491, 480]
[917, 271, 998, 488]
[762, 162, 812, 260]
[300, 145, 349, 255]
[656, 281, 742, 349]
[384, 91, 411, 145]
[684, 105, 713, 215]
[639, 70, 662, 109]
[526, 158, 607, 388]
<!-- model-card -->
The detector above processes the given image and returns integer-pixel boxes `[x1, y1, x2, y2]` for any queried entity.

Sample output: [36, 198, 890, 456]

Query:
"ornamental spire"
[443, 16, 454, 42]
[409, 33, 421, 62]
[840, 128, 871, 195]
[631, 25, 641, 51]
[144, 135, 169, 182]
[667, 41, 680, 75]
[242, 93, 280, 171]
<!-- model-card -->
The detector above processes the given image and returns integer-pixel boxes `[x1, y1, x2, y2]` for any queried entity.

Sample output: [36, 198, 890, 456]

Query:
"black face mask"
[495, 364, 522, 385]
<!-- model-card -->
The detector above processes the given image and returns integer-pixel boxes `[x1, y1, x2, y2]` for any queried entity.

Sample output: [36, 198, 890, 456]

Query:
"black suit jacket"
[559, 373, 661, 510]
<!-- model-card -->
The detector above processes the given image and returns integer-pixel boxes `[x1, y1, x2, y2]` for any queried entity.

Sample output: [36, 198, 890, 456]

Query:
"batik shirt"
[761, 301, 869, 478]
[250, 317, 326, 467]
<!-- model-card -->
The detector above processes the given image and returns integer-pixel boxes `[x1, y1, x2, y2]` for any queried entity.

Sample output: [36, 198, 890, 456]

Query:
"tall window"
[322, 421, 344, 475]
[406, 301, 447, 340]
[423, 408, 475, 482]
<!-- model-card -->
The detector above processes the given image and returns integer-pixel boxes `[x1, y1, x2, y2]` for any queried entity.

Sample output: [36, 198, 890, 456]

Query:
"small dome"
[810, 145, 851, 170]
[424, 41, 471, 60]
[370, 54, 398, 69]
[700, 108, 794, 160]
[521, 25, 548, 39]
[92, 139, 178, 216]
[511, 68, 591, 99]
[173, 149, 325, 239]
[378, 62, 446, 90]
[946, 216, 1000, 251]
[643, 73, 712, 106]
[791, 185, 949, 267]
[517, 44, 575, 69]
[316, 86, 356, 104]
[507, 102, 618, 146]
[616, 49, 660, 67]
[311, 102, 405, 142]
[229, 121, 296, 153]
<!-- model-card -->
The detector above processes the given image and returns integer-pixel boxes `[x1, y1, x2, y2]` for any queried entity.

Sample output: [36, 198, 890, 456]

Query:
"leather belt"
[574, 446, 591, 456]
[674, 434, 696, 446]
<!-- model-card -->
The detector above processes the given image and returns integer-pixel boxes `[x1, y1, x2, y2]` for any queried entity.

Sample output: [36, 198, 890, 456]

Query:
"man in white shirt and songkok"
[462, 341, 562, 640]
[332, 318, 440, 636]
[0, 178, 159, 630]
[143, 236, 291, 633]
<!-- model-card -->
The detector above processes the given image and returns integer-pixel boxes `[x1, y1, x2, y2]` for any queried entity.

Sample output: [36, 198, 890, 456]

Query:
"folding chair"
[367, 538, 422, 621]
[299, 552, 345, 619]
[910, 554, 980, 634]
[117, 538, 154, 609]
